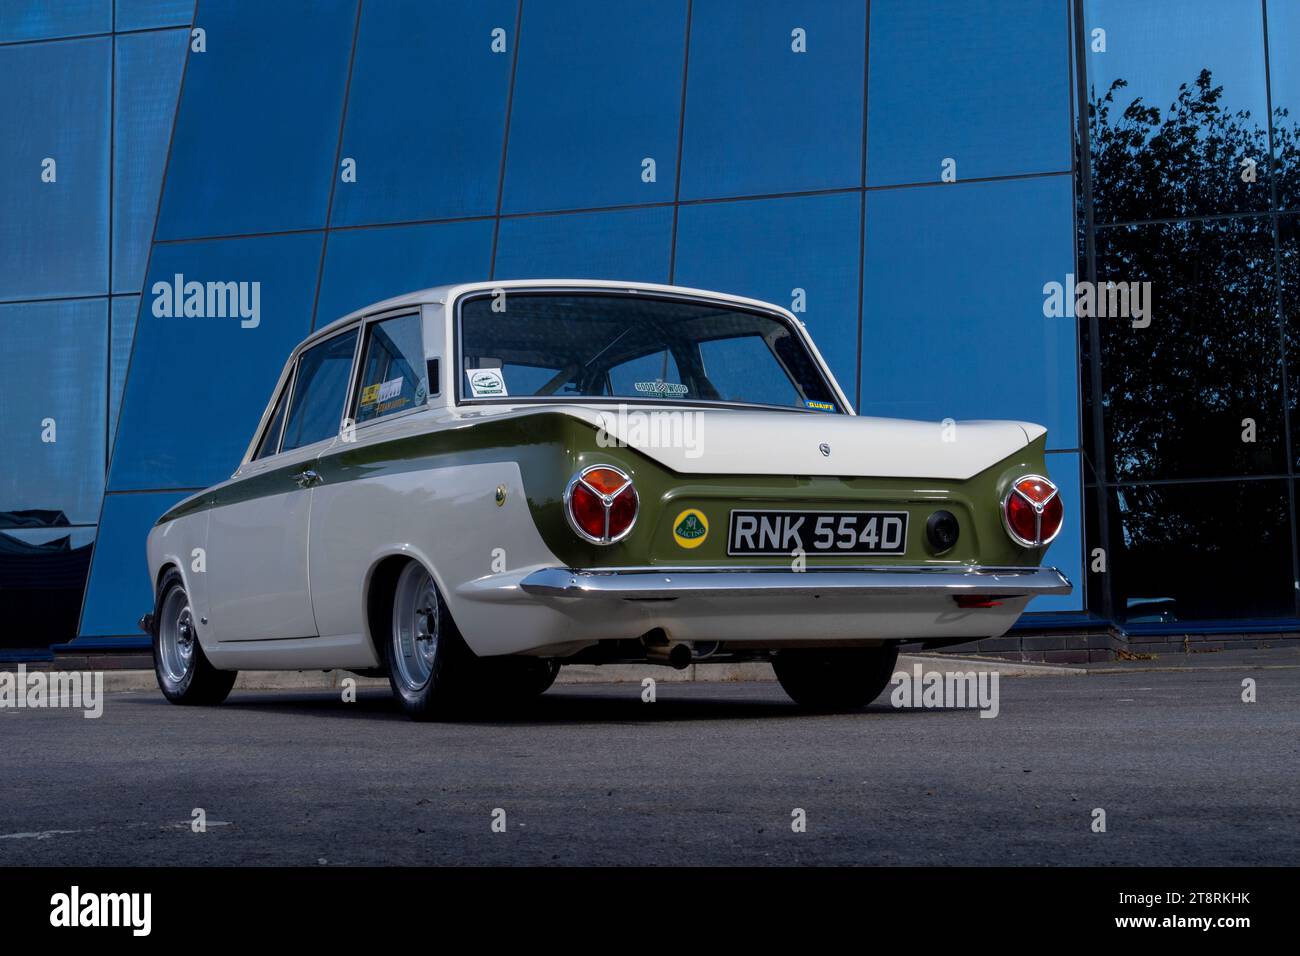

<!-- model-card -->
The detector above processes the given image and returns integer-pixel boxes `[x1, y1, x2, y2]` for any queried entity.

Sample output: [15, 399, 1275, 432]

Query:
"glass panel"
[494, 207, 673, 283]
[1283, 215, 1300, 467]
[1269, 0, 1300, 212]
[1032, 451, 1085, 613]
[674, 193, 861, 402]
[1081, 478, 1105, 619]
[110, 297, 140, 443]
[78, 491, 187, 639]
[609, 349, 682, 397]
[1083, 0, 1270, 222]
[0, 299, 108, 526]
[115, 0, 193, 32]
[861, 177, 1078, 448]
[315, 220, 494, 328]
[155, 0, 356, 240]
[868, 0, 1070, 186]
[330, 0, 514, 226]
[1095, 215, 1285, 481]
[0, 526, 96, 648]
[698, 336, 799, 407]
[281, 329, 358, 451]
[459, 292, 839, 409]
[353, 314, 426, 424]
[0, 1, 110, 42]
[253, 375, 292, 460]
[0, 37, 110, 300]
[108, 232, 320, 491]
[502, 0, 686, 213]
[112, 28, 188, 293]
[500, 363, 564, 395]
[680, 0, 865, 199]
[1112, 479, 1294, 622]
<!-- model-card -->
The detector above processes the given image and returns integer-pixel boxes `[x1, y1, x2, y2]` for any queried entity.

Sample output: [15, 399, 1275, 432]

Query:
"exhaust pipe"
[644, 641, 693, 670]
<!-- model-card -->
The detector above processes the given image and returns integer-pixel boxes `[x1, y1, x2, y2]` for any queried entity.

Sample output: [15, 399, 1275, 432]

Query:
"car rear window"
[457, 292, 839, 411]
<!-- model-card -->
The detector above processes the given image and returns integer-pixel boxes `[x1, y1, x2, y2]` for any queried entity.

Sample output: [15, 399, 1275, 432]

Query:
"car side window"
[252, 375, 292, 460]
[280, 328, 359, 452]
[353, 313, 427, 424]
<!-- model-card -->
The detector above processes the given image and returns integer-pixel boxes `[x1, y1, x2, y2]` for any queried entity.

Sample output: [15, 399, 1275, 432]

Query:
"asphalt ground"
[2, 656, 1297, 866]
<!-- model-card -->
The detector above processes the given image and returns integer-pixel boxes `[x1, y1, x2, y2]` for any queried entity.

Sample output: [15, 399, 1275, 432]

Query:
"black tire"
[474, 658, 560, 702]
[773, 644, 900, 712]
[152, 569, 237, 705]
[383, 560, 479, 720]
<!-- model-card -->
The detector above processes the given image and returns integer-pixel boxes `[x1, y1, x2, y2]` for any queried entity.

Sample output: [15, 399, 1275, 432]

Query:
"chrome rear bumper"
[519, 565, 1072, 599]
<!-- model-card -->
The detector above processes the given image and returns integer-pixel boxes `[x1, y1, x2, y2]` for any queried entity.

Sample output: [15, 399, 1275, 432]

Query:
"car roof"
[305, 279, 799, 345]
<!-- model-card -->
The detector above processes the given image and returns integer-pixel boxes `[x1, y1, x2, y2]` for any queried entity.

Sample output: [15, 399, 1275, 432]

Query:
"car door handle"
[291, 469, 321, 488]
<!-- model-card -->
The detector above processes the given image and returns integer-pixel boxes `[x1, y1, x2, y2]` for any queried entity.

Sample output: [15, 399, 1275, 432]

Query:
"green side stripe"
[158, 411, 1052, 570]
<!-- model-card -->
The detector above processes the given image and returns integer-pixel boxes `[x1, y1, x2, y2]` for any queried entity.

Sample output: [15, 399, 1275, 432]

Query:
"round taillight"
[1002, 474, 1063, 548]
[564, 465, 638, 544]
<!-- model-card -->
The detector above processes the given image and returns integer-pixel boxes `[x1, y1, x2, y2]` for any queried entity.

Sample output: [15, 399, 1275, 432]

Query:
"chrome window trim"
[241, 360, 296, 468]
[255, 361, 297, 461]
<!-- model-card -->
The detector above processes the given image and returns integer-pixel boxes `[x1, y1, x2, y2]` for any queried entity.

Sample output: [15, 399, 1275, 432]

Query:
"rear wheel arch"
[364, 555, 412, 667]
[371, 555, 558, 719]
[365, 550, 483, 658]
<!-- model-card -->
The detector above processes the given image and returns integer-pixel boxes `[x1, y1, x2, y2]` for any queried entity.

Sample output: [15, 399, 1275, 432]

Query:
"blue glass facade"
[39, 0, 1296, 647]
[0, 37, 111, 299]
[1079, 0, 1300, 629]
[0, 4, 191, 648]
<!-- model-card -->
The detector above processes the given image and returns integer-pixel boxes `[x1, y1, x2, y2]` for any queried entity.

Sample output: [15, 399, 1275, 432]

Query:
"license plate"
[727, 509, 908, 556]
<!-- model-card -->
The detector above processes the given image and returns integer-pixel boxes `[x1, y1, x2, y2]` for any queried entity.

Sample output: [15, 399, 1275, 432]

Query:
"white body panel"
[477, 405, 1042, 482]
[146, 509, 210, 634]
[204, 450, 321, 643]
[203, 495, 316, 642]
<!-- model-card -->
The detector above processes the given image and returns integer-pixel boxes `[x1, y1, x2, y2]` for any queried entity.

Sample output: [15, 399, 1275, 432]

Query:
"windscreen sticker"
[634, 380, 688, 396]
[805, 399, 836, 412]
[377, 377, 403, 403]
[467, 368, 508, 397]
[360, 383, 381, 405]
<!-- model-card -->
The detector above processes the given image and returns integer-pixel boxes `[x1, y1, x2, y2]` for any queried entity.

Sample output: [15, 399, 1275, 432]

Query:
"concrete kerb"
[23, 653, 1086, 695]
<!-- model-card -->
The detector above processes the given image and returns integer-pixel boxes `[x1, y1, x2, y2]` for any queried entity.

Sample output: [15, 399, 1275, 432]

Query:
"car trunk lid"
[557, 405, 1039, 481]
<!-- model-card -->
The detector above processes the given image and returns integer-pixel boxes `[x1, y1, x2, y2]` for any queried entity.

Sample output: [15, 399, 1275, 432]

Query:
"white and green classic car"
[142, 279, 1070, 718]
